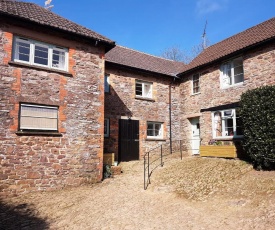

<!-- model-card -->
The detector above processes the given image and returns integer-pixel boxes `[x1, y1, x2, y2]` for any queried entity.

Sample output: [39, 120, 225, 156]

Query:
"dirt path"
[1, 156, 275, 229]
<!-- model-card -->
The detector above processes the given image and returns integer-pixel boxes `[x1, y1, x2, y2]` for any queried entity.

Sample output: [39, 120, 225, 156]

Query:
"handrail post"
[180, 140, 182, 160]
[144, 155, 146, 190]
[148, 151, 150, 184]
[161, 144, 163, 167]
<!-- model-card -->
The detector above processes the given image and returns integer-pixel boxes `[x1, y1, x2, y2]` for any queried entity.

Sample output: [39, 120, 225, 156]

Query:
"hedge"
[239, 85, 275, 170]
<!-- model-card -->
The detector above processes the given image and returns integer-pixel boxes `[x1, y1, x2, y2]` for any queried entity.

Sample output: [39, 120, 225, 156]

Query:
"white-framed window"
[212, 108, 243, 138]
[19, 104, 58, 131]
[220, 57, 244, 88]
[13, 37, 68, 71]
[104, 118, 110, 137]
[135, 80, 153, 98]
[147, 122, 163, 138]
[192, 73, 200, 94]
[104, 74, 110, 93]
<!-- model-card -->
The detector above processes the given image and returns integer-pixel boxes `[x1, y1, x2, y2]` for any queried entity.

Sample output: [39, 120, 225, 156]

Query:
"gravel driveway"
[1, 156, 275, 229]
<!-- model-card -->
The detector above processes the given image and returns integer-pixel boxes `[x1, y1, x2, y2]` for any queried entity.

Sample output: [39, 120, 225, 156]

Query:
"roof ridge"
[116, 45, 184, 63]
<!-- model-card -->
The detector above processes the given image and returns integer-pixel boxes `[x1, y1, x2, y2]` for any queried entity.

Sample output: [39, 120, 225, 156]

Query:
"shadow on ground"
[0, 200, 49, 230]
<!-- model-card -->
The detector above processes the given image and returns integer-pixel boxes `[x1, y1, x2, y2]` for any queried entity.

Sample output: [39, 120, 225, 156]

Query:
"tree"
[161, 45, 188, 63]
[160, 38, 210, 63]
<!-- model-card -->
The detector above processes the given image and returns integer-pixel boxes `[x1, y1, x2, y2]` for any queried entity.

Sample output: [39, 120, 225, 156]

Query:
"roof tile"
[179, 17, 275, 74]
[106, 45, 186, 77]
[0, 0, 115, 45]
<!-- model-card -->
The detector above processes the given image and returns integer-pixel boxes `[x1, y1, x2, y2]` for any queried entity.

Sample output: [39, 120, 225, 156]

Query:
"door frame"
[190, 117, 200, 155]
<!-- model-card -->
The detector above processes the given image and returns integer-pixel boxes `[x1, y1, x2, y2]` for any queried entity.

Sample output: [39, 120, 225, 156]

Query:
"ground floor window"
[212, 108, 243, 138]
[147, 122, 163, 138]
[104, 118, 110, 137]
[19, 103, 58, 131]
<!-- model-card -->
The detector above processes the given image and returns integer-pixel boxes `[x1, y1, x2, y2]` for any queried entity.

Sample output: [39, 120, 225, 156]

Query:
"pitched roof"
[106, 45, 186, 77]
[0, 0, 115, 46]
[179, 17, 275, 75]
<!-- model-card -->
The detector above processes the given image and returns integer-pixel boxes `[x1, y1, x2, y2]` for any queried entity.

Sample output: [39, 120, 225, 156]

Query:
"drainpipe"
[169, 74, 181, 154]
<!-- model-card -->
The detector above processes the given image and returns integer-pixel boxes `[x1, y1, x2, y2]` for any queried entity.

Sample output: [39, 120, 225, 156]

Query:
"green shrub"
[239, 85, 275, 170]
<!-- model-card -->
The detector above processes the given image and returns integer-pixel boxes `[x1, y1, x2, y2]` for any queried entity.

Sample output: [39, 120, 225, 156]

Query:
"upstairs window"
[220, 57, 244, 88]
[13, 37, 68, 71]
[212, 108, 243, 138]
[147, 122, 163, 139]
[19, 104, 58, 131]
[192, 73, 200, 94]
[104, 74, 110, 93]
[136, 80, 153, 98]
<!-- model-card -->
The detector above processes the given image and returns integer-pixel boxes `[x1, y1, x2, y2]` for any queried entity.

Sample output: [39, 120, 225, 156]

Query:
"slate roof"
[106, 45, 186, 77]
[0, 0, 115, 46]
[179, 17, 275, 75]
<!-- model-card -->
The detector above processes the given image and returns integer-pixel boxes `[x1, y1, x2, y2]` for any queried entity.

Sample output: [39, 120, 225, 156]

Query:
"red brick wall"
[104, 66, 180, 160]
[0, 21, 105, 197]
[179, 41, 275, 152]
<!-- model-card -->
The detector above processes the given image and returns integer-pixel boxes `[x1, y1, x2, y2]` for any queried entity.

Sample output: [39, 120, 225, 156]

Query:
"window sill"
[135, 96, 155, 102]
[16, 131, 63, 137]
[145, 138, 166, 141]
[214, 136, 243, 141]
[9, 61, 73, 77]
[191, 92, 201, 96]
[221, 82, 244, 89]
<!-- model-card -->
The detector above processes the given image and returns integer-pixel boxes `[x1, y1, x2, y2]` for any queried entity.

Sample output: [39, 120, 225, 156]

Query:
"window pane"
[147, 122, 162, 137]
[16, 41, 30, 62]
[147, 130, 154, 136]
[154, 124, 161, 136]
[214, 111, 222, 137]
[52, 49, 65, 69]
[147, 123, 153, 130]
[136, 82, 142, 96]
[104, 118, 109, 136]
[224, 110, 233, 117]
[224, 118, 234, 136]
[144, 84, 152, 97]
[235, 109, 243, 135]
[193, 74, 200, 93]
[104, 75, 110, 93]
[233, 59, 243, 68]
[34, 45, 48, 66]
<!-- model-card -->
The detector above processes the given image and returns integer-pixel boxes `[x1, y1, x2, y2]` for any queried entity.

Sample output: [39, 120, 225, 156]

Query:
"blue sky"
[26, 0, 274, 56]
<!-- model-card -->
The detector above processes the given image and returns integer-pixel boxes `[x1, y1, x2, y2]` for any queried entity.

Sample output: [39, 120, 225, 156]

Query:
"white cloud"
[196, 0, 228, 15]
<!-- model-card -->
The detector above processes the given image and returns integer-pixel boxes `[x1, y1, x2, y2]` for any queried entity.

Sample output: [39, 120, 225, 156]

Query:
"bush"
[239, 85, 275, 170]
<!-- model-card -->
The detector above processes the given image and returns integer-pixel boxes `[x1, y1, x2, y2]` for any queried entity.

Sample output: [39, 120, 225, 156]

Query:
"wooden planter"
[200, 145, 237, 158]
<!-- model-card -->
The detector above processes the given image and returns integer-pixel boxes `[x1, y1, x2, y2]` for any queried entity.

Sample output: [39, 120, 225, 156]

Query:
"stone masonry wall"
[179, 41, 275, 152]
[104, 66, 180, 160]
[0, 21, 105, 197]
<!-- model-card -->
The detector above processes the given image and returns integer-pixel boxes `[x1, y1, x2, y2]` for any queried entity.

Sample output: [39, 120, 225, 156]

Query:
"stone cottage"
[104, 45, 185, 161]
[0, 0, 115, 196]
[177, 17, 275, 157]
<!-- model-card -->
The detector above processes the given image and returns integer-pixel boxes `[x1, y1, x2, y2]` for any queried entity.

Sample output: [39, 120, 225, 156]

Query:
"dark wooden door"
[119, 119, 139, 161]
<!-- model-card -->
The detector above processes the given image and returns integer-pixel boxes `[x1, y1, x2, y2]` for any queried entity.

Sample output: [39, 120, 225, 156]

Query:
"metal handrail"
[144, 140, 183, 190]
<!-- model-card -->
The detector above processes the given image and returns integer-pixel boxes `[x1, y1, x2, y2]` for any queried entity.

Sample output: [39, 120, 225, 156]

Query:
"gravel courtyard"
[1, 156, 275, 230]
